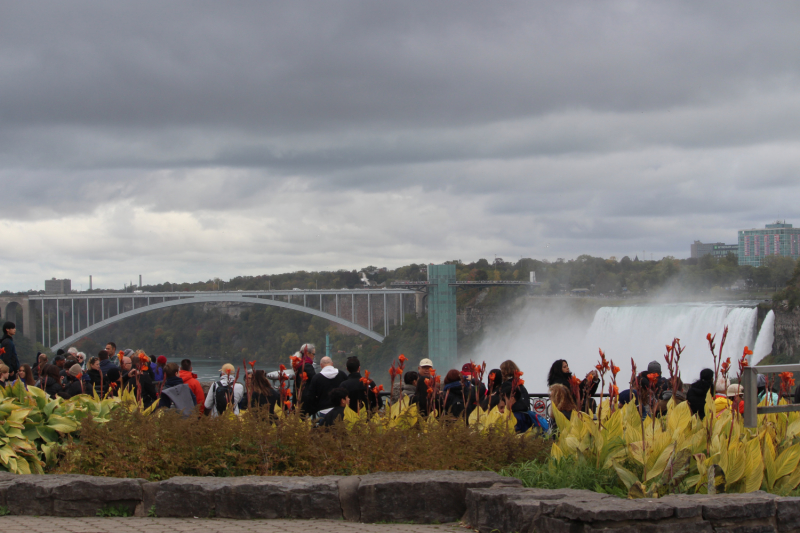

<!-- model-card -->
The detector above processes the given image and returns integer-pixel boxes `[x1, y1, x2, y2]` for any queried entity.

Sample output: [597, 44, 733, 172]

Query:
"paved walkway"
[0, 517, 465, 533]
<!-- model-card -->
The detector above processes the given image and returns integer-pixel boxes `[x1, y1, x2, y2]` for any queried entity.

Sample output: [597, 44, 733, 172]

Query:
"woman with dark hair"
[687, 368, 714, 419]
[498, 360, 530, 414]
[14, 363, 35, 389]
[547, 359, 599, 421]
[250, 369, 277, 413]
[483, 368, 504, 410]
[441, 369, 465, 417]
[0, 321, 20, 380]
[41, 364, 64, 399]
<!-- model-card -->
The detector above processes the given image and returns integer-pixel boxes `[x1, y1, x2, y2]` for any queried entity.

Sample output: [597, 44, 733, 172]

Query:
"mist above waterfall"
[464, 299, 768, 393]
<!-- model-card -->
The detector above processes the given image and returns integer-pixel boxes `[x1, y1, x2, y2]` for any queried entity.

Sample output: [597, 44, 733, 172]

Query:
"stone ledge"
[0, 470, 519, 522]
[464, 486, 800, 533]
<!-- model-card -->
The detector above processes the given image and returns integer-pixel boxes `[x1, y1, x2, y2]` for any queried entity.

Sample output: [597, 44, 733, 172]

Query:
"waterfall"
[751, 310, 775, 365]
[470, 301, 763, 393]
[581, 305, 758, 386]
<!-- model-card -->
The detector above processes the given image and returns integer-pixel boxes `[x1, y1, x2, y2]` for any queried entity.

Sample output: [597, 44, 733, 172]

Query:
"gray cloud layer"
[2, 2, 800, 290]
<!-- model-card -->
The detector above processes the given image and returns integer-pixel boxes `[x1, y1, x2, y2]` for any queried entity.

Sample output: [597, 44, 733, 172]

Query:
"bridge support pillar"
[427, 264, 457, 370]
[415, 292, 425, 317]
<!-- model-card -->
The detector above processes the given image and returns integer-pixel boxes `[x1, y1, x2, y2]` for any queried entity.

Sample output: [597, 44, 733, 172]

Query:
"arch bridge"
[28, 289, 420, 352]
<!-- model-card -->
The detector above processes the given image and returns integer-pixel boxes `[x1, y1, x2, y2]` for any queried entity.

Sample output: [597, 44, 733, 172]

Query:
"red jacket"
[179, 369, 204, 405]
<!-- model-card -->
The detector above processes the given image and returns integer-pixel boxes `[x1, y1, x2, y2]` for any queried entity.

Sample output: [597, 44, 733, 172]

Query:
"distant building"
[691, 241, 737, 259]
[45, 278, 71, 294]
[738, 222, 800, 267]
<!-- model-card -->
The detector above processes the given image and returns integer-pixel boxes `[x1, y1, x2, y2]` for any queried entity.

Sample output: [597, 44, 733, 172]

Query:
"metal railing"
[742, 364, 800, 428]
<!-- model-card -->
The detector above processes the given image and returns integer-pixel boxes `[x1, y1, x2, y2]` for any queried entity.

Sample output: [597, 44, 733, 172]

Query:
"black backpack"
[215, 381, 232, 415]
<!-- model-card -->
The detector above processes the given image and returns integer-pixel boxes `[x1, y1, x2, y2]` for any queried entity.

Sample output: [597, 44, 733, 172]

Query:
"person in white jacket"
[204, 363, 245, 416]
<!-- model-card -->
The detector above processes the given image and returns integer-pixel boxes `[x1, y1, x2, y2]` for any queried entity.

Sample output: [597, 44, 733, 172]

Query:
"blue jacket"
[0, 335, 20, 374]
[99, 359, 118, 377]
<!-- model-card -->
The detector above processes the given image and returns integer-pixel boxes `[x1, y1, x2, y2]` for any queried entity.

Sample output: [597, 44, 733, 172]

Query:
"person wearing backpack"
[204, 363, 244, 416]
[441, 369, 466, 417]
[160, 363, 197, 416]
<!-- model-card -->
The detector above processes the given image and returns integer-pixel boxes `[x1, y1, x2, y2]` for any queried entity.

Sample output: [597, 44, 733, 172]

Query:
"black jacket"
[251, 390, 277, 413]
[86, 368, 109, 397]
[43, 378, 64, 399]
[59, 375, 87, 399]
[320, 405, 346, 427]
[442, 382, 466, 417]
[302, 368, 348, 414]
[463, 381, 487, 417]
[500, 380, 531, 413]
[293, 362, 316, 399]
[122, 370, 158, 407]
[0, 335, 20, 375]
[341, 372, 377, 412]
[687, 379, 713, 419]
[415, 374, 439, 417]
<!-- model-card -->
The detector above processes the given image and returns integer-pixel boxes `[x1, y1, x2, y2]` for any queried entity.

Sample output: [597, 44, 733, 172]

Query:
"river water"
[171, 359, 277, 382]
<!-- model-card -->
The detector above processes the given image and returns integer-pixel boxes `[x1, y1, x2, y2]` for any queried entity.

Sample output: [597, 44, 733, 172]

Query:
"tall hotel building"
[738, 222, 800, 267]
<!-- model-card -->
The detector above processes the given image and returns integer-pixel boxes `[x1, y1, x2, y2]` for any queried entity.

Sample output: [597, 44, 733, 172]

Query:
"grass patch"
[0, 505, 9, 516]
[96, 504, 132, 517]
[57, 408, 551, 479]
[500, 456, 626, 497]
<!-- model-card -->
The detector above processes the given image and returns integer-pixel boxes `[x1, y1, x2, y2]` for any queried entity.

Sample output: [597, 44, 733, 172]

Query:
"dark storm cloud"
[2, 1, 800, 290]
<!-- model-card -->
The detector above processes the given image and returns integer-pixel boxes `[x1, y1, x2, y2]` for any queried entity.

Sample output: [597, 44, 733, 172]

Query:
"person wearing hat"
[151, 355, 168, 382]
[727, 383, 745, 415]
[415, 358, 435, 416]
[60, 364, 87, 399]
[713, 376, 731, 417]
[204, 363, 244, 416]
[646, 361, 670, 400]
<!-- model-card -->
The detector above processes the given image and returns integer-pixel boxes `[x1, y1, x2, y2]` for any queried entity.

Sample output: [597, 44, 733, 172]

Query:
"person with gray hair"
[302, 356, 347, 417]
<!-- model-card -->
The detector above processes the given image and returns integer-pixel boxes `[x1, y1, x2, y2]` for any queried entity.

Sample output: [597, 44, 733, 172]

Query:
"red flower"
[646, 373, 659, 387]
[721, 358, 731, 376]
[609, 384, 619, 397]
[249, 360, 256, 368]
[780, 372, 795, 388]
[279, 364, 286, 372]
[743, 346, 753, 357]
[611, 365, 620, 377]
[517, 379, 525, 386]
[284, 400, 292, 409]
[569, 375, 581, 386]
[301, 372, 308, 382]
[0, 347, 4, 355]
[666, 344, 672, 353]
[398, 354, 408, 363]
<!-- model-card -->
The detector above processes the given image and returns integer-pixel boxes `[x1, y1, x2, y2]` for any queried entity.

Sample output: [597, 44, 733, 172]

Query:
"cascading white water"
[581, 305, 758, 387]
[751, 310, 775, 365]
[469, 301, 773, 393]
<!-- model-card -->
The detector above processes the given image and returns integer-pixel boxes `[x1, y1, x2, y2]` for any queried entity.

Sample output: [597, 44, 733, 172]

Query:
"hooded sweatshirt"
[303, 365, 348, 415]
[179, 369, 204, 405]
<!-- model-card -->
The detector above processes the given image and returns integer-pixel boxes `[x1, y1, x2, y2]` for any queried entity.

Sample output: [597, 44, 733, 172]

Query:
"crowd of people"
[0, 320, 794, 430]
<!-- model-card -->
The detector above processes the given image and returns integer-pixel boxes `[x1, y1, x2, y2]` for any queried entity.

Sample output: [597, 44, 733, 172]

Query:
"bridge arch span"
[51, 294, 384, 351]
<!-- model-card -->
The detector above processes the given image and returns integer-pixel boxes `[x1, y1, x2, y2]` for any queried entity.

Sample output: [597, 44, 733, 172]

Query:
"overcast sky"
[2, 2, 800, 291]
